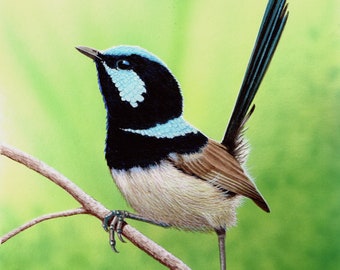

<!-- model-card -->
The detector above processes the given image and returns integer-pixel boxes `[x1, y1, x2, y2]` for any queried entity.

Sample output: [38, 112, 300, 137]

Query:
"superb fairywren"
[76, 1, 288, 269]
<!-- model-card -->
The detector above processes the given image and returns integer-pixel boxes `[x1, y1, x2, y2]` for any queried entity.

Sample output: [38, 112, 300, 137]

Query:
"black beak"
[76, 46, 103, 61]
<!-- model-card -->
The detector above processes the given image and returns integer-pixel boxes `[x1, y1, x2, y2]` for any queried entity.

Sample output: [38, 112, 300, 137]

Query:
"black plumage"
[76, 1, 288, 269]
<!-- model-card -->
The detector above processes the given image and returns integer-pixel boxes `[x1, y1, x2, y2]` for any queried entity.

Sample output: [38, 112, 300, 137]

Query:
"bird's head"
[76, 45, 183, 129]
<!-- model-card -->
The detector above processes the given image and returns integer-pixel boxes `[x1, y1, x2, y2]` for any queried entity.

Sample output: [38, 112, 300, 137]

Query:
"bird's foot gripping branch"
[0, 143, 190, 270]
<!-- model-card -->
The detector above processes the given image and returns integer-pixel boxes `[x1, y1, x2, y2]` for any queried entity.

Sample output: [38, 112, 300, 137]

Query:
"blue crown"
[102, 45, 167, 67]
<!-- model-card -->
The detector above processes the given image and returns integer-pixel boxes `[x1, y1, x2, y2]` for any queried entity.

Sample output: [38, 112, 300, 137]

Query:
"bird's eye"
[116, 59, 131, 70]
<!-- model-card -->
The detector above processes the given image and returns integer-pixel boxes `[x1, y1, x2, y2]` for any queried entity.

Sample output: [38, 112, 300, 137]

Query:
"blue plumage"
[75, 1, 288, 269]
[102, 45, 166, 67]
[103, 62, 146, 108]
[122, 116, 198, 139]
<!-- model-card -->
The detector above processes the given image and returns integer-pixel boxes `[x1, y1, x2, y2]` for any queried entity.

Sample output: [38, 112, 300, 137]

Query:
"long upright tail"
[221, 0, 288, 157]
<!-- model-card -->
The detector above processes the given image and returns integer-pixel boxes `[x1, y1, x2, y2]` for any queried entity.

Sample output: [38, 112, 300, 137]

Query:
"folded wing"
[169, 140, 270, 212]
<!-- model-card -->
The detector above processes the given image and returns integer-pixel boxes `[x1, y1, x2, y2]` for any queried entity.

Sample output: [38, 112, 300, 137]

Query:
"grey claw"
[103, 210, 127, 252]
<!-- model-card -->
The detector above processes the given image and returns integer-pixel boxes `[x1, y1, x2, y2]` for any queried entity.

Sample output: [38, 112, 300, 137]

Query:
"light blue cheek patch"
[122, 116, 198, 139]
[103, 62, 146, 108]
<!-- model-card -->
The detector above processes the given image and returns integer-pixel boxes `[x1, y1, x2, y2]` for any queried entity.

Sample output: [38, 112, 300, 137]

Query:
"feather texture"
[222, 0, 289, 158]
[111, 162, 242, 230]
[169, 139, 270, 212]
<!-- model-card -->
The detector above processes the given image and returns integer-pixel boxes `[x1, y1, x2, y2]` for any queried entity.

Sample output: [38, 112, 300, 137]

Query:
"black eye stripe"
[116, 59, 131, 70]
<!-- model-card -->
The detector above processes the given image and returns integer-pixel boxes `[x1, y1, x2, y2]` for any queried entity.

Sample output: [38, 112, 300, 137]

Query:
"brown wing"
[169, 139, 270, 212]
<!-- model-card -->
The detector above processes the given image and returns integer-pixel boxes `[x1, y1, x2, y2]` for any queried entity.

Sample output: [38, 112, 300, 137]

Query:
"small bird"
[76, 1, 288, 269]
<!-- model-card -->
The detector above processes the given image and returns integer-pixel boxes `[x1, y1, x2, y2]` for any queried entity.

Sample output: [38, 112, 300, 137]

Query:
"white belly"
[111, 161, 242, 230]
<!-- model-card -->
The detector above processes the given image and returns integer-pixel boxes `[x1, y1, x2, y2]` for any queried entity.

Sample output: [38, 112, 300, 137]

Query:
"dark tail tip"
[253, 198, 270, 213]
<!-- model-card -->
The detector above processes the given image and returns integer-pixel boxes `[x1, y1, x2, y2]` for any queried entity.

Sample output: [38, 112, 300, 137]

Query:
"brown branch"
[0, 143, 190, 270]
[1, 208, 87, 244]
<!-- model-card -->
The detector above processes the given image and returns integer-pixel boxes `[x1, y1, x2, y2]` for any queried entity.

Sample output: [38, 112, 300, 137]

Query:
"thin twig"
[0, 143, 105, 218]
[1, 208, 87, 244]
[0, 143, 190, 270]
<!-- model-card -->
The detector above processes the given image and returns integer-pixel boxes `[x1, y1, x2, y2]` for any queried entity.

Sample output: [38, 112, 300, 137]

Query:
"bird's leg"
[103, 210, 171, 252]
[215, 227, 227, 270]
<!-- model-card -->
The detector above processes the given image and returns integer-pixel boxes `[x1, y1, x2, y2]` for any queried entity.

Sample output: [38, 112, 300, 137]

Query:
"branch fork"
[0, 143, 190, 270]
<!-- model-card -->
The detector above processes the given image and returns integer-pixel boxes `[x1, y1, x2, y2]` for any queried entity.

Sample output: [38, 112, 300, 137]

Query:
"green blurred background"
[0, 0, 339, 269]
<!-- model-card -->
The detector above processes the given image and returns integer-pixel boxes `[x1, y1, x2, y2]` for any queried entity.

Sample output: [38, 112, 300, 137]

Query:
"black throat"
[105, 122, 208, 170]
